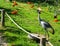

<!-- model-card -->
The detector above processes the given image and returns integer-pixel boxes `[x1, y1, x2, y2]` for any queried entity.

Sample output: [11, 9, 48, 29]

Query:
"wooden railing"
[0, 9, 5, 27]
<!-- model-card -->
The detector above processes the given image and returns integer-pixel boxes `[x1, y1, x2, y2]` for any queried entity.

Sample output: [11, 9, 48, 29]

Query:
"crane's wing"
[44, 21, 52, 28]
[43, 21, 55, 34]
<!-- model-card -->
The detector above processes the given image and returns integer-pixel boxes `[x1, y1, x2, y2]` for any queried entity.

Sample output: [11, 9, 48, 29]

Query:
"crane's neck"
[38, 13, 42, 21]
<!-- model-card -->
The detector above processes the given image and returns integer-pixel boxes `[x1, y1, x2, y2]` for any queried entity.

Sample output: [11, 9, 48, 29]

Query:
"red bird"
[12, 1, 18, 7]
[27, 2, 31, 4]
[31, 4, 34, 8]
[11, 10, 17, 14]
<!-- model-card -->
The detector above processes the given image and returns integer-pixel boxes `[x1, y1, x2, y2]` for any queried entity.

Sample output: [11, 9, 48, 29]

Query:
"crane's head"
[37, 7, 42, 14]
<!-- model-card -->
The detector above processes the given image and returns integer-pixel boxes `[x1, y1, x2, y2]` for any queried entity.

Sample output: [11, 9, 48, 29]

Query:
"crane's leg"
[44, 28, 49, 41]
[46, 30, 49, 41]
[44, 30, 46, 37]
[44, 28, 47, 36]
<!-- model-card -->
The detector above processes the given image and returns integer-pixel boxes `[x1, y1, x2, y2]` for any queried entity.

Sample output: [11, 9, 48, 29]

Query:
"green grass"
[0, 0, 60, 46]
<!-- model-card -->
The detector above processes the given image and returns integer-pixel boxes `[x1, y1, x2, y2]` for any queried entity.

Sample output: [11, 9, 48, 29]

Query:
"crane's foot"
[45, 35, 49, 41]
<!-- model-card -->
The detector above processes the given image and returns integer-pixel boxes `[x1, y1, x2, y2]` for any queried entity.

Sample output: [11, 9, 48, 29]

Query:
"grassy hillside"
[0, 0, 60, 46]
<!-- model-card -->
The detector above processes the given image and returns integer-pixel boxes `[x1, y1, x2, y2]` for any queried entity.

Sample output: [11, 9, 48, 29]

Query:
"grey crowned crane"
[37, 7, 55, 40]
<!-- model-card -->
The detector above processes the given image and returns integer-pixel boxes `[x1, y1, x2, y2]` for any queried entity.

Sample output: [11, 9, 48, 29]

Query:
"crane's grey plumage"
[37, 9, 55, 40]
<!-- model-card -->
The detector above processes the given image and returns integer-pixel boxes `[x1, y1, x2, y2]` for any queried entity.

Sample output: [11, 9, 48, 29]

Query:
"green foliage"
[0, 0, 60, 46]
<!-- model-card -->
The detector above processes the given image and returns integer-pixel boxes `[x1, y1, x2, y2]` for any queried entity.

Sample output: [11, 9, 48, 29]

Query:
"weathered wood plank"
[40, 35, 46, 46]
[0, 9, 2, 11]
[1, 9, 5, 26]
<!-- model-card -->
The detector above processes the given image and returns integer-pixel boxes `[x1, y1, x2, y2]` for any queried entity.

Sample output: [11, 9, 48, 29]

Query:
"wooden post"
[0, 36, 3, 46]
[3, 43, 8, 46]
[0, 36, 7, 46]
[40, 35, 46, 46]
[1, 9, 5, 27]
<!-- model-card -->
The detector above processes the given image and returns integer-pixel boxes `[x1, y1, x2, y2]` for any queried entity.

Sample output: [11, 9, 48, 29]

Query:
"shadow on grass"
[0, 27, 20, 34]
[0, 7, 13, 15]
[0, 25, 30, 35]
[0, 27, 20, 43]
[4, 26, 25, 35]
[11, 44, 24, 46]
[0, 26, 24, 43]
[21, 27, 32, 33]
[0, 25, 31, 43]
[2, 35, 19, 43]
[15, 0, 40, 3]
[5, 25, 31, 35]
[0, 30, 5, 33]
